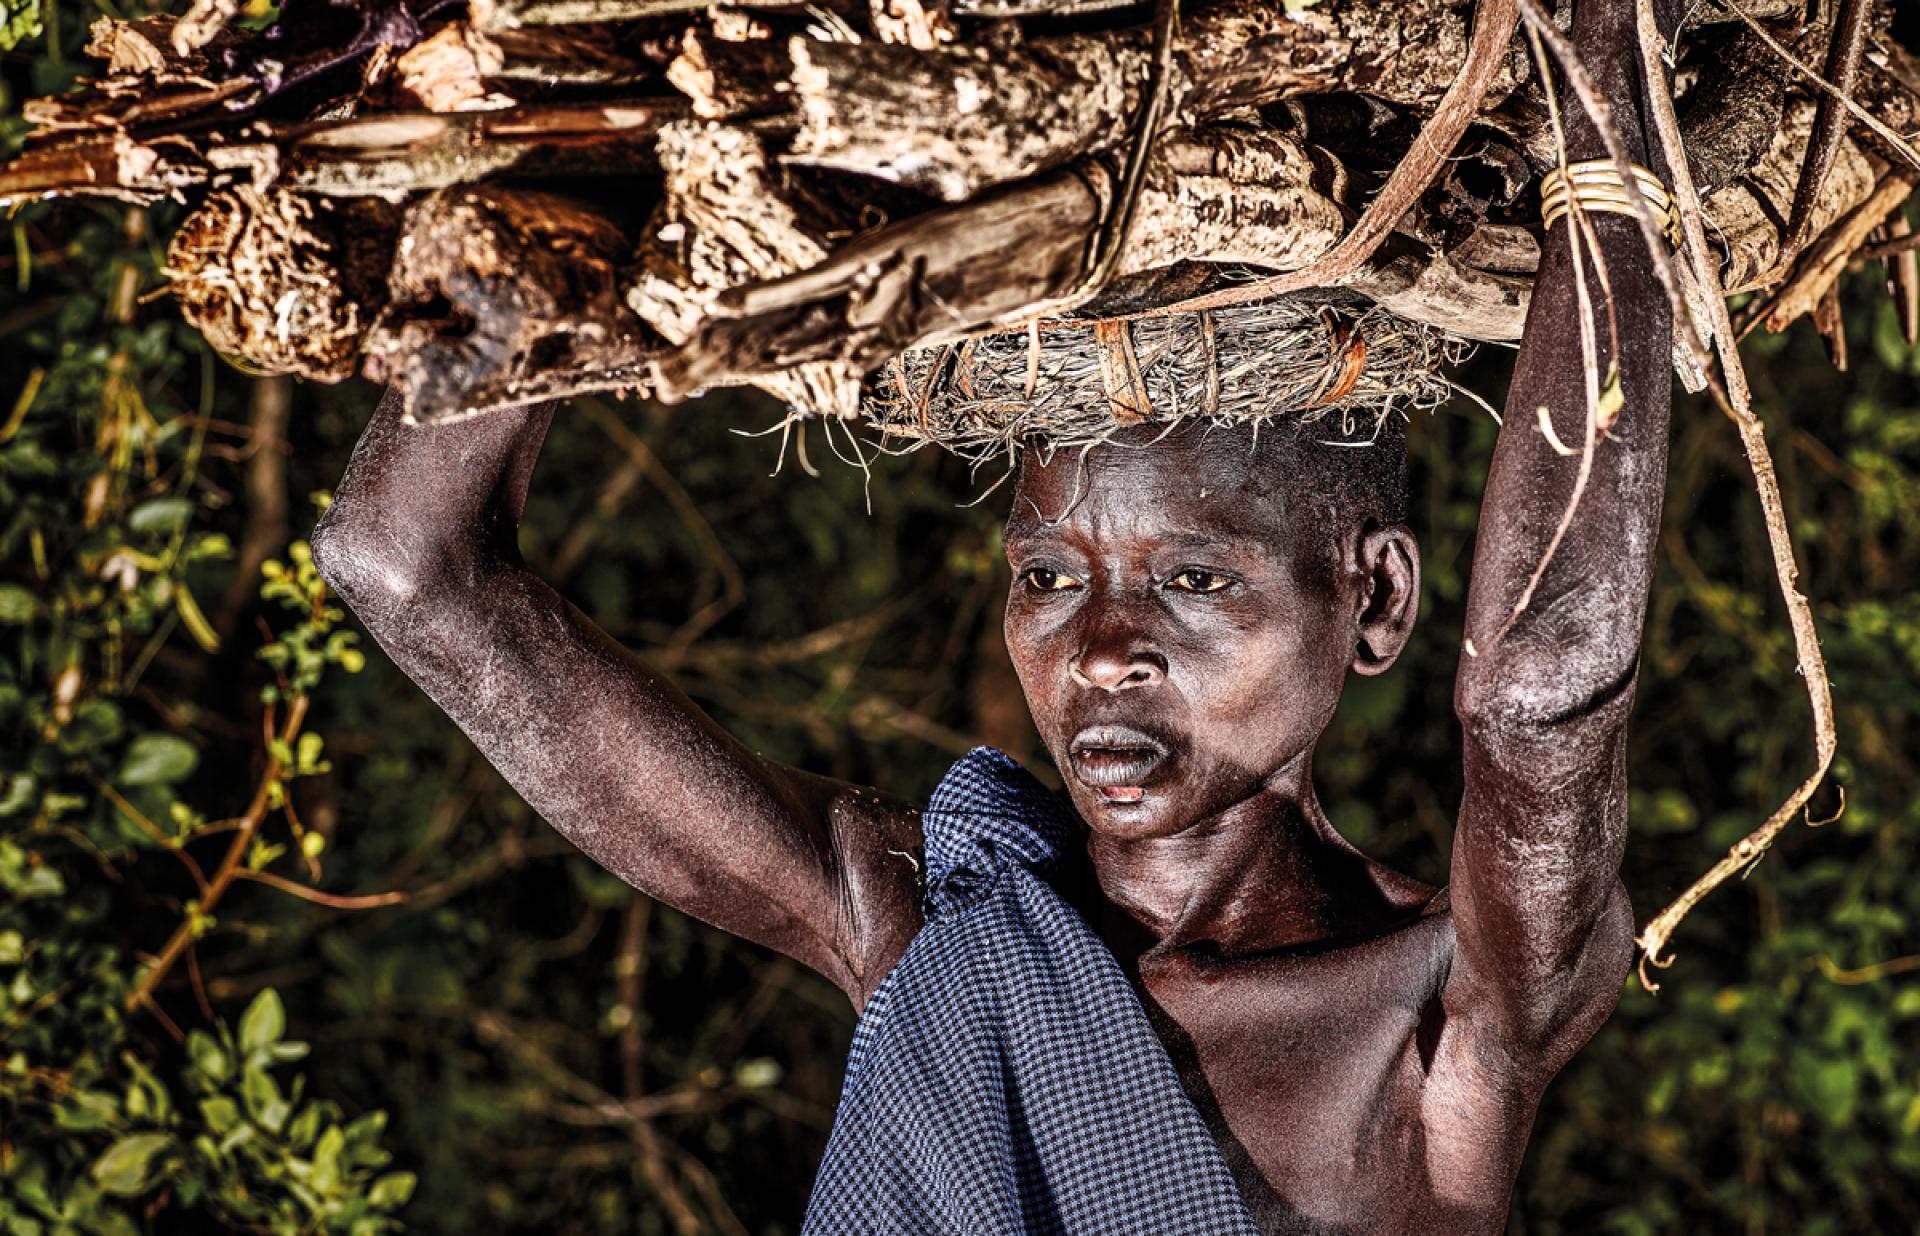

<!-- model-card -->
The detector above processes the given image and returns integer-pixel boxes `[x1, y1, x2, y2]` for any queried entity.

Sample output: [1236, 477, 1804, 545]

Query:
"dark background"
[5, 20, 1920, 1236]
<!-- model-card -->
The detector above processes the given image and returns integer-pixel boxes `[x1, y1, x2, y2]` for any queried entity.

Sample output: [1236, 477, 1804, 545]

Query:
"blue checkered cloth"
[800, 747, 1260, 1235]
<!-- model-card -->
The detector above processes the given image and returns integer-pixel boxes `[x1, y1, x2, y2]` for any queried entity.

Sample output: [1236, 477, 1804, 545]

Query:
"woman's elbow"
[311, 503, 429, 618]
[1454, 644, 1641, 739]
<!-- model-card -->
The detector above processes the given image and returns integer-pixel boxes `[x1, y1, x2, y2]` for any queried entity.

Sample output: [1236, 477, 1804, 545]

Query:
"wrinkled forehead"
[1005, 423, 1293, 548]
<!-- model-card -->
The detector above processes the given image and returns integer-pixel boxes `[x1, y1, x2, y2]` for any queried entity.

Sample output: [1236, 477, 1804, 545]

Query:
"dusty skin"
[310, 1, 1680, 1229]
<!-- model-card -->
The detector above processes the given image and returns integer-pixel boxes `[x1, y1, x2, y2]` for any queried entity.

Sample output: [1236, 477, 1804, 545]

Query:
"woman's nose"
[1070, 642, 1167, 692]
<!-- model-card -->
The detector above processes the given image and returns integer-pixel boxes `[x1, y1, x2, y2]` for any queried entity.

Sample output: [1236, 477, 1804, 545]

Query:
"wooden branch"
[1, 96, 684, 204]
[784, 0, 1523, 201]
[127, 696, 311, 1016]
[1633, 0, 1839, 988]
[471, 0, 849, 31]
[630, 121, 864, 415]
[275, 101, 684, 196]
[651, 165, 1100, 401]
[1780, 0, 1873, 256]
[1882, 211, 1920, 344]
[485, 23, 665, 85]
[167, 187, 400, 382]
[367, 186, 656, 422]
[1707, 101, 1882, 292]
[651, 124, 1365, 402]
[1350, 240, 1532, 342]
[0, 134, 207, 206]
[1750, 171, 1916, 334]
[668, 27, 795, 120]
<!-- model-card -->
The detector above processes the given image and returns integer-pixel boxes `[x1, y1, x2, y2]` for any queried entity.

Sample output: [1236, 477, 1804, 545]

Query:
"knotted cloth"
[801, 747, 1260, 1235]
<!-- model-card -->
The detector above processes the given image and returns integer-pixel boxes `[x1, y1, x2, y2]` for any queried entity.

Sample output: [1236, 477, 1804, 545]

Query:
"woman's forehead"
[1005, 426, 1294, 546]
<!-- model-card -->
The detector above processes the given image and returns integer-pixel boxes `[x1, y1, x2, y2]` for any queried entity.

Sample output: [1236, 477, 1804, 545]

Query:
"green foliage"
[0, 0, 40, 54]
[7, 989, 408, 1234]
[2, 11, 393, 1229]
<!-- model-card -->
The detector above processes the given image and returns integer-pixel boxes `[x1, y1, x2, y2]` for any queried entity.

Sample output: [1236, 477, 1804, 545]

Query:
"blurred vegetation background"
[5, 5, 1920, 1234]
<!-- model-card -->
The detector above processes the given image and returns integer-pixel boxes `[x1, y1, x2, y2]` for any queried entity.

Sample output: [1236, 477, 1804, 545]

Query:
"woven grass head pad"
[865, 295, 1454, 556]
[864, 294, 1455, 474]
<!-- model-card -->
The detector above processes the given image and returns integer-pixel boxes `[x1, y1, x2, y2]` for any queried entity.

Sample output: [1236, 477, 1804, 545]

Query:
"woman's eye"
[1168, 570, 1233, 594]
[1021, 567, 1082, 592]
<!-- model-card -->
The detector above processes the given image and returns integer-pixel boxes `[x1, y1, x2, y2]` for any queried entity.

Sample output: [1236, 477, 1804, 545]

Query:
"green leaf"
[1793, 1054, 1860, 1128]
[733, 1058, 783, 1089]
[118, 733, 199, 787]
[1596, 364, 1625, 429]
[127, 497, 196, 537]
[0, 0, 42, 54]
[91, 1133, 172, 1197]
[0, 773, 34, 817]
[0, 582, 42, 624]
[241, 1065, 290, 1134]
[199, 1095, 242, 1135]
[53, 1089, 117, 1131]
[341, 1109, 387, 1153]
[287, 1103, 324, 1150]
[366, 1174, 416, 1212]
[311, 1125, 345, 1194]
[367, 1172, 417, 1210]
[186, 1029, 228, 1082]
[239, 988, 285, 1052]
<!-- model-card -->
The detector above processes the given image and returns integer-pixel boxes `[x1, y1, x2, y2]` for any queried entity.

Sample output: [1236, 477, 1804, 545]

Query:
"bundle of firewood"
[1, 0, 1914, 425]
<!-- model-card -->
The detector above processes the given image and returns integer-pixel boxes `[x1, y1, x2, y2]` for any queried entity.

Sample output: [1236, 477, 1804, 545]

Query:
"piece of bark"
[630, 121, 863, 415]
[1754, 172, 1916, 333]
[1678, 29, 1789, 197]
[653, 126, 1363, 400]
[1122, 124, 1352, 274]
[783, 0, 1526, 201]
[275, 101, 683, 196]
[1350, 237, 1532, 342]
[471, 0, 851, 31]
[167, 186, 400, 380]
[392, 23, 516, 111]
[668, 27, 794, 119]
[1704, 102, 1881, 293]
[1447, 223, 1540, 274]
[870, 0, 956, 49]
[1811, 283, 1848, 370]
[366, 186, 656, 421]
[169, 0, 241, 57]
[484, 24, 664, 85]
[1884, 210, 1920, 344]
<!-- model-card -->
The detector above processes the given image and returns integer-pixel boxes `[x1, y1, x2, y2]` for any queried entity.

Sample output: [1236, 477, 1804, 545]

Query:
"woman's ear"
[1351, 522, 1420, 677]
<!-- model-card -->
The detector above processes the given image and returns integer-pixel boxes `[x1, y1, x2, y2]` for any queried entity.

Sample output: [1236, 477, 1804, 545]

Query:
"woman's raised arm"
[311, 388, 926, 1009]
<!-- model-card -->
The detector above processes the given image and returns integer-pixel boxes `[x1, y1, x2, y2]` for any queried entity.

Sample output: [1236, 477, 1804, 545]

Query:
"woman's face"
[1002, 424, 1390, 839]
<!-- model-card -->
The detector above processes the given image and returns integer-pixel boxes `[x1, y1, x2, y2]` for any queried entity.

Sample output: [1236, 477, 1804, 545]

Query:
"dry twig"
[1716, 0, 1920, 173]
[1780, 0, 1873, 258]
[1632, 0, 1840, 989]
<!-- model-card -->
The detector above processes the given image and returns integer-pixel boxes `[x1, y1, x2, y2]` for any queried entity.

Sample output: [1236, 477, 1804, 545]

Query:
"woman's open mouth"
[1068, 726, 1169, 803]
